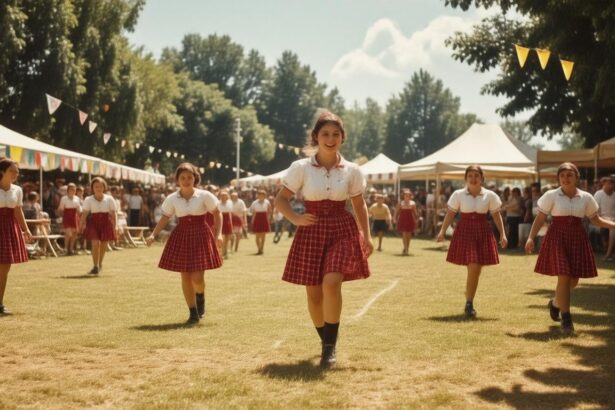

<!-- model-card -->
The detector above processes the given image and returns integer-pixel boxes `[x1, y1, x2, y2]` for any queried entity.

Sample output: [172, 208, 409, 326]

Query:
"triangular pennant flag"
[78, 110, 88, 125]
[166, 151, 171, 158]
[45, 94, 62, 115]
[103, 133, 111, 145]
[535, 48, 551, 70]
[149, 146, 155, 153]
[560, 59, 575, 81]
[278, 143, 284, 149]
[173, 152, 178, 158]
[121, 139, 126, 148]
[209, 161, 215, 168]
[157, 149, 162, 153]
[199, 167, 205, 174]
[514, 44, 530, 68]
[135, 143, 140, 149]
[88, 121, 97, 133]
[294, 147, 300, 155]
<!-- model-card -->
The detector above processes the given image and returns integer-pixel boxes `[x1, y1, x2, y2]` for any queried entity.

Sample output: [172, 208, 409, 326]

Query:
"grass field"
[1, 235, 614, 409]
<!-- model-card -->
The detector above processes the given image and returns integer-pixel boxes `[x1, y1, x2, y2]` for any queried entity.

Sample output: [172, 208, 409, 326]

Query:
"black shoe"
[186, 307, 200, 325]
[88, 266, 99, 275]
[0, 304, 11, 315]
[548, 299, 561, 322]
[464, 302, 476, 318]
[196, 294, 205, 318]
[320, 344, 337, 368]
[561, 313, 574, 335]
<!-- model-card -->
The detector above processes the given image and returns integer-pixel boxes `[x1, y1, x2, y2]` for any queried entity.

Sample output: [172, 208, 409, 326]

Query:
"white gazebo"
[360, 153, 399, 185]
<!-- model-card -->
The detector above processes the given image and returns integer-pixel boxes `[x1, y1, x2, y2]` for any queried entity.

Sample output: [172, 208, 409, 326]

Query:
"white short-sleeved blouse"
[537, 188, 599, 218]
[0, 184, 23, 208]
[282, 155, 366, 201]
[59, 195, 81, 211]
[218, 199, 233, 213]
[249, 199, 270, 213]
[231, 199, 247, 215]
[447, 187, 502, 214]
[161, 189, 218, 218]
[83, 194, 117, 213]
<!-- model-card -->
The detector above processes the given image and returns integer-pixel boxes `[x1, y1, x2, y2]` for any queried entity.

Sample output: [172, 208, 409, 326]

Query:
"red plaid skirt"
[252, 212, 270, 233]
[447, 212, 499, 266]
[63, 208, 79, 229]
[283, 200, 370, 285]
[231, 213, 243, 228]
[205, 212, 214, 229]
[0, 207, 28, 264]
[221, 212, 233, 235]
[397, 209, 415, 233]
[84, 213, 115, 241]
[535, 216, 597, 278]
[159, 214, 222, 272]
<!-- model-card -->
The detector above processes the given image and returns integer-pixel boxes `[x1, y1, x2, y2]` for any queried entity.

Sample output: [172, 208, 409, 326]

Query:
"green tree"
[500, 119, 544, 150]
[341, 98, 385, 161]
[445, 0, 615, 147]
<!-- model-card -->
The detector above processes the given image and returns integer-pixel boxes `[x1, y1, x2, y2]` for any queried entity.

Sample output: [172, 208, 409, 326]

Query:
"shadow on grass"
[421, 245, 448, 252]
[58, 274, 99, 279]
[427, 315, 498, 323]
[476, 283, 615, 408]
[258, 360, 329, 381]
[131, 322, 197, 331]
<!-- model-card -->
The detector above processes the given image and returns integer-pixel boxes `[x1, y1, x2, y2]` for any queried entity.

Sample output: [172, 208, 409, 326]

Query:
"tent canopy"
[360, 153, 399, 184]
[399, 123, 537, 180]
[0, 124, 165, 185]
[536, 136, 615, 173]
[236, 169, 286, 187]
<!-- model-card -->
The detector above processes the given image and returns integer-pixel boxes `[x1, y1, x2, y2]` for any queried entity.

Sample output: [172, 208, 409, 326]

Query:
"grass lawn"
[1, 235, 614, 409]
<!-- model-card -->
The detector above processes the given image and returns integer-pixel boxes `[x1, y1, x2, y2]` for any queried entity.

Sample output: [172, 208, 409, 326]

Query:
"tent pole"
[39, 167, 43, 210]
[434, 174, 441, 236]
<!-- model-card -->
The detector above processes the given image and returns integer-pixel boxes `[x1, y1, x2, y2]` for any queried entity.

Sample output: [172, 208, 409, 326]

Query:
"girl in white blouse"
[146, 163, 223, 324]
[230, 191, 247, 252]
[57, 183, 81, 255]
[248, 190, 271, 255]
[79, 177, 117, 275]
[0, 158, 32, 315]
[275, 111, 373, 368]
[525, 162, 615, 334]
[217, 190, 234, 258]
[437, 165, 507, 318]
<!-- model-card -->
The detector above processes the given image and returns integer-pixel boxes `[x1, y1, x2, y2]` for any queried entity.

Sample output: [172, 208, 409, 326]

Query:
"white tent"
[360, 153, 399, 184]
[236, 169, 287, 187]
[0, 124, 165, 185]
[398, 123, 537, 180]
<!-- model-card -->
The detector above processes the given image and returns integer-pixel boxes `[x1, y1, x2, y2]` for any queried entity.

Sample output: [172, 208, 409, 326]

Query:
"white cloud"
[331, 49, 399, 80]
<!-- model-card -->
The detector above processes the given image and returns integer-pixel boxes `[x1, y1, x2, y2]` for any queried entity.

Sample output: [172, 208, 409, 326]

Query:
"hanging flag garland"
[513, 44, 574, 81]
[45, 94, 62, 114]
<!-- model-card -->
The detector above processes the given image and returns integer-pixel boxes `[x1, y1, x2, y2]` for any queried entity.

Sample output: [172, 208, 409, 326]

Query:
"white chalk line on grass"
[351, 279, 399, 321]
[272, 340, 284, 349]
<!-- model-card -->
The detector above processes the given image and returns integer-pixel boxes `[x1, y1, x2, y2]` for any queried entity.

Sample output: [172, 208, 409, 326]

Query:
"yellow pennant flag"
[535, 48, 551, 70]
[514, 44, 530, 68]
[560, 59, 574, 81]
[9, 146, 23, 163]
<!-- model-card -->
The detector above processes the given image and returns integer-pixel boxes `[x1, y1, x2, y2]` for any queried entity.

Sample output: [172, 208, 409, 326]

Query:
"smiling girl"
[437, 165, 507, 318]
[275, 111, 373, 368]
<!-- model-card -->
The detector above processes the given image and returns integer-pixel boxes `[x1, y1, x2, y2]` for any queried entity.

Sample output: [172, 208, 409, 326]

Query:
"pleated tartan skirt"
[535, 216, 597, 278]
[84, 212, 115, 241]
[397, 209, 415, 233]
[447, 212, 499, 266]
[283, 200, 370, 285]
[221, 212, 233, 235]
[159, 214, 222, 272]
[63, 208, 79, 229]
[205, 212, 214, 229]
[0, 207, 28, 264]
[231, 213, 243, 227]
[252, 212, 270, 233]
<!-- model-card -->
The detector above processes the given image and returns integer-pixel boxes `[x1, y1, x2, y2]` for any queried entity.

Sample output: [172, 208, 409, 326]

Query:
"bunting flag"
[45, 94, 62, 114]
[165, 151, 171, 158]
[8, 146, 23, 163]
[103, 133, 111, 145]
[148, 146, 155, 153]
[560, 59, 574, 81]
[88, 121, 98, 133]
[121, 139, 126, 148]
[514, 44, 530, 68]
[40, 152, 48, 170]
[70, 157, 80, 171]
[25, 150, 35, 167]
[173, 152, 178, 158]
[535, 48, 551, 69]
[135, 143, 141, 149]
[294, 147, 301, 155]
[199, 167, 205, 174]
[78, 110, 88, 125]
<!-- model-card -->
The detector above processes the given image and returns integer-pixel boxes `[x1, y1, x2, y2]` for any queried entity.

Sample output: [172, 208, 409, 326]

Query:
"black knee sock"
[323, 322, 339, 346]
[316, 326, 324, 342]
[196, 293, 205, 316]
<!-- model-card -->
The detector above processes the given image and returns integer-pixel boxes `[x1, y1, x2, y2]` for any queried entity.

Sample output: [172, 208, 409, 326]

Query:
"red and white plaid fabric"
[535, 216, 597, 278]
[231, 213, 243, 227]
[62, 208, 79, 229]
[205, 212, 214, 229]
[446, 212, 499, 266]
[251, 212, 270, 233]
[159, 214, 222, 272]
[0, 207, 28, 264]
[221, 212, 233, 235]
[397, 209, 415, 233]
[84, 212, 115, 241]
[283, 200, 370, 285]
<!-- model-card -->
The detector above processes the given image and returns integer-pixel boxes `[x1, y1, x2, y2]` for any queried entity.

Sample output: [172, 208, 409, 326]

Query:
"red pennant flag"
[88, 121, 97, 133]
[78, 111, 88, 125]
[45, 94, 62, 114]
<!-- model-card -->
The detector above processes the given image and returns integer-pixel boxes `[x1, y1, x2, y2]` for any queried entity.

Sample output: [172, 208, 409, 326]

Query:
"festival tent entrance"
[0, 123, 165, 188]
[360, 153, 399, 185]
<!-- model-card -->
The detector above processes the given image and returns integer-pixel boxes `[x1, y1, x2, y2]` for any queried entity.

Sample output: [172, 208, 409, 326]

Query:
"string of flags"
[514, 44, 574, 81]
[45, 93, 101, 138]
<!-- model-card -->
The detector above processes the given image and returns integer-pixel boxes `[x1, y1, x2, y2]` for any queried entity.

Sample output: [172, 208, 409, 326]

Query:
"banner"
[514, 44, 530, 68]
[78, 111, 88, 125]
[88, 121, 97, 133]
[45, 94, 62, 115]
[560, 59, 574, 81]
[535, 48, 551, 70]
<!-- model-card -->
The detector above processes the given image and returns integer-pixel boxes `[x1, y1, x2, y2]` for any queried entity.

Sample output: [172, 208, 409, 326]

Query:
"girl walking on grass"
[58, 183, 81, 255]
[79, 177, 117, 275]
[395, 189, 418, 255]
[249, 190, 271, 255]
[525, 162, 615, 335]
[0, 158, 31, 315]
[217, 189, 234, 258]
[437, 165, 507, 318]
[275, 111, 373, 368]
[369, 193, 391, 252]
[146, 163, 222, 324]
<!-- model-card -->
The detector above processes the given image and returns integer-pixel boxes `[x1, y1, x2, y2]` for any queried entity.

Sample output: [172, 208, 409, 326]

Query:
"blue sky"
[127, 0, 558, 148]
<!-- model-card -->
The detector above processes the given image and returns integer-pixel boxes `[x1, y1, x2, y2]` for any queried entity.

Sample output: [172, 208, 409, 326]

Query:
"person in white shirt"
[128, 187, 144, 226]
[275, 111, 373, 368]
[57, 183, 81, 255]
[368, 193, 392, 252]
[526, 163, 615, 334]
[437, 165, 507, 318]
[79, 177, 117, 275]
[249, 190, 271, 255]
[146, 163, 223, 324]
[0, 158, 32, 315]
[230, 191, 247, 252]
[593, 176, 615, 260]
[217, 190, 234, 258]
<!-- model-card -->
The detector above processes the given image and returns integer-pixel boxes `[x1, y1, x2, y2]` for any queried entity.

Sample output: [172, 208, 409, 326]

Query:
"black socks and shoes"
[320, 322, 339, 368]
[0, 304, 11, 315]
[196, 293, 205, 318]
[187, 307, 200, 325]
[560, 312, 574, 335]
[464, 301, 476, 318]
[548, 299, 561, 322]
[88, 266, 99, 275]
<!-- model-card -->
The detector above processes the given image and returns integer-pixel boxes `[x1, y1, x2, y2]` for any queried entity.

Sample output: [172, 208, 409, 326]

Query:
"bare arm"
[491, 211, 508, 248]
[14, 206, 32, 242]
[145, 215, 170, 246]
[590, 214, 615, 229]
[211, 208, 223, 240]
[79, 210, 90, 233]
[351, 194, 373, 257]
[524, 212, 547, 253]
[274, 188, 317, 226]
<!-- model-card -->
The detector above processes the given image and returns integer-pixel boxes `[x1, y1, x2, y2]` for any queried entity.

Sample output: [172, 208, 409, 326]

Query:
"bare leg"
[322, 273, 343, 323]
[181, 272, 196, 307]
[465, 263, 482, 302]
[555, 275, 572, 313]
[191, 271, 205, 294]
[234, 232, 241, 252]
[306, 285, 324, 327]
[91, 240, 100, 267]
[0, 264, 11, 305]
[98, 241, 108, 267]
